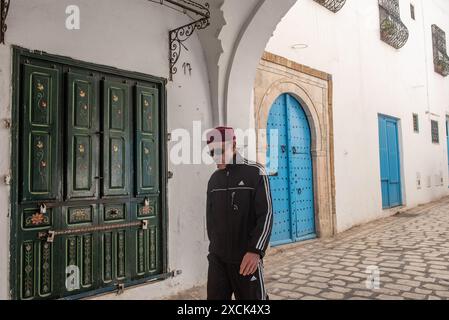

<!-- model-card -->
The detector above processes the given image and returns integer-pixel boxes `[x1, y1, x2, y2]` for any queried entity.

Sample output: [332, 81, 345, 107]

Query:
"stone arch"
[256, 79, 324, 157]
[254, 53, 336, 238]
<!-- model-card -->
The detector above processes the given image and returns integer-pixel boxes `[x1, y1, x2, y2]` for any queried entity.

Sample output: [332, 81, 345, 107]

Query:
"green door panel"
[103, 81, 130, 197]
[21, 64, 60, 201]
[13, 50, 165, 300]
[135, 86, 159, 195]
[18, 205, 61, 300]
[21, 240, 54, 299]
[132, 199, 162, 277]
[61, 233, 100, 297]
[66, 73, 99, 199]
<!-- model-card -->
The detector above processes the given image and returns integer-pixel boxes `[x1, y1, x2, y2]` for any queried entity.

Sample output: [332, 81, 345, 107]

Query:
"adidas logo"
[250, 276, 258, 282]
[238, 181, 245, 186]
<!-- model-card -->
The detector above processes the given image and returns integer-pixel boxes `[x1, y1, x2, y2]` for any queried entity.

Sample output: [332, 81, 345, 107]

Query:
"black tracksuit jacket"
[206, 154, 273, 264]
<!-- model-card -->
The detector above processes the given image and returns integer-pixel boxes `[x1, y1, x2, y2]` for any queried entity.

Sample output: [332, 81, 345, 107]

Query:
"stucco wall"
[0, 0, 214, 300]
[266, 0, 449, 232]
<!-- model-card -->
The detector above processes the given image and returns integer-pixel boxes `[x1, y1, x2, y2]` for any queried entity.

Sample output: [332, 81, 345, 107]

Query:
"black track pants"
[207, 253, 268, 301]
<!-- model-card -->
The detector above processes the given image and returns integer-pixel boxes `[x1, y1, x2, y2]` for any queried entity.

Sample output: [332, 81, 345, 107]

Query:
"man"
[206, 127, 273, 300]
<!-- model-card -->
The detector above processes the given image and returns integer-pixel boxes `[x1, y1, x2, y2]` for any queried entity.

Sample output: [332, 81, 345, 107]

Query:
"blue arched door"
[266, 94, 316, 246]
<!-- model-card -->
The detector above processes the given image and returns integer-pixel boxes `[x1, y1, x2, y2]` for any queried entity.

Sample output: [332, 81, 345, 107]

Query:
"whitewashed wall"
[266, 0, 449, 232]
[0, 0, 215, 300]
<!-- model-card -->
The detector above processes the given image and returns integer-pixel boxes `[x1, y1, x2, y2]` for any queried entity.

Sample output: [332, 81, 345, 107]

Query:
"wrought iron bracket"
[313, 0, 346, 13]
[169, 17, 210, 81]
[0, 0, 10, 44]
[149, 0, 210, 81]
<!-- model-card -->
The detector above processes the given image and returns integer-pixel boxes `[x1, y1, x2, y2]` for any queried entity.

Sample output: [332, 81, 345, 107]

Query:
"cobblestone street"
[169, 197, 449, 300]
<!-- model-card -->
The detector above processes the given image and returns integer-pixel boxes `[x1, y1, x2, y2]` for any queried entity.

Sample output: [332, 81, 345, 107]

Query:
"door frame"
[9, 46, 170, 299]
[378, 113, 404, 209]
[254, 52, 336, 239]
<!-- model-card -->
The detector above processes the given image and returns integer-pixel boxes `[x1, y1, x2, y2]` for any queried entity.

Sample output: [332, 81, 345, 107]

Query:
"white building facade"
[264, 0, 449, 233]
[0, 0, 447, 300]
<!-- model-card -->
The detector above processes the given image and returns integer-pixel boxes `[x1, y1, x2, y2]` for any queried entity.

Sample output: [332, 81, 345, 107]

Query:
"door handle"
[281, 145, 286, 153]
[292, 147, 299, 155]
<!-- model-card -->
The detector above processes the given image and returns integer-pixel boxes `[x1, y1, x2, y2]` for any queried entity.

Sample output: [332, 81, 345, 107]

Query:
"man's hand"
[240, 252, 261, 276]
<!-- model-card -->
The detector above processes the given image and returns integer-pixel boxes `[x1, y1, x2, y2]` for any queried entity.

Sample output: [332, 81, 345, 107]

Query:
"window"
[431, 120, 439, 144]
[432, 24, 449, 77]
[378, 0, 409, 49]
[413, 113, 419, 133]
[410, 4, 415, 20]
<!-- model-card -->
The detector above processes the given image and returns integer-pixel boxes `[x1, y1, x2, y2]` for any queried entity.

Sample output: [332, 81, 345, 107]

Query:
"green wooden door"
[11, 49, 166, 300]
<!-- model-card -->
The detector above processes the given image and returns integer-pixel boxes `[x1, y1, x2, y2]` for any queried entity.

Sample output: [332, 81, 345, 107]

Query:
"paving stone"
[309, 276, 330, 283]
[435, 291, 449, 298]
[301, 296, 325, 300]
[323, 264, 345, 270]
[292, 279, 308, 285]
[415, 288, 433, 295]
[314, 272, 335, 278]
[296, 287, 322, 295]
[384, 283, 412, 292]
[328, 280, 346, 286]
[389, 273, 412, 280]
[268, 294, 284, 300]
[308, 282, 329, 289]
[308, 266, 331, 272]
[271, 282, 297, 290]
[282, 291, 304, 299]
[403, 270, 426, 277]
[329, 286, 352, 294]
[289, 272, 308, 279]
[320, 292, 345, 300]
[333, 270, 352, 276]
[397, 279, 421, 287]
[336, 275, 361, 282]
[423, 283, 448, 291]
[404, 265, 427, 272]
[292, 268, 312, 274]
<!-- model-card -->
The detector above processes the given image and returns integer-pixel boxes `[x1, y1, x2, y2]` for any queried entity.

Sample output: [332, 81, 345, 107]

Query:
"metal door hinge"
[172, 270, 182, 277]
[3, 119, 11, 129]
[168, 171, 174, 179]
[167, 133, 172, 142]
[4, 173, 11, 185]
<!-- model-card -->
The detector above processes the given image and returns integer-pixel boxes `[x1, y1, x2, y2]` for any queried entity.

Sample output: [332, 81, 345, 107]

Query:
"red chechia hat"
[206, 127, 236, 145]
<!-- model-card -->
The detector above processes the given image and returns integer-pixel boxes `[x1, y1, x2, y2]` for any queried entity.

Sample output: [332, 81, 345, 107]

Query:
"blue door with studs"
[267, 94, 316, 246]
[378, 115, 403, 209]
